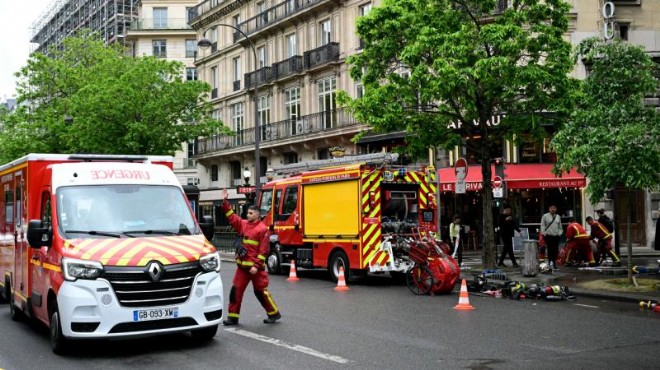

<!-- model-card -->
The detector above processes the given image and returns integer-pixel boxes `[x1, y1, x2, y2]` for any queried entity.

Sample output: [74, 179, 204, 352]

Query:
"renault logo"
[147, 261, 163, 283]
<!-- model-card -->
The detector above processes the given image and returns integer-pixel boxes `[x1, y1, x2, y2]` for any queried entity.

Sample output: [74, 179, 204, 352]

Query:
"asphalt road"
[0, 262, 658, 370]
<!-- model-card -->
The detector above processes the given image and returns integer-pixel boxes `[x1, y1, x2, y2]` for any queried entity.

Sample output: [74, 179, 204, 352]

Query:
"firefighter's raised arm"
[221, 189, 243, 234]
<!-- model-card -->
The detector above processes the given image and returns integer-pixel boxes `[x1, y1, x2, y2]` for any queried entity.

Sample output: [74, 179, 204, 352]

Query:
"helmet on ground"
[539, 262, 551, 273]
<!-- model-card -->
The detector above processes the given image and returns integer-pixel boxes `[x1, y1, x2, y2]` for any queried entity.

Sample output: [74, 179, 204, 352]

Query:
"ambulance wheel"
[329, 251, 349, 282]
[190, 325, 218, 342]
[8, 285, 24, 322]
[406, 265, 435, 295]
[267, 250, 283, 275]
[50, 303, 71, 355]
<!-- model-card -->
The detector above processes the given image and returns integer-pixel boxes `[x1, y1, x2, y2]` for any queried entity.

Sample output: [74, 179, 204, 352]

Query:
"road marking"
[574, 303, 599, 309]
[225, 328, 351, 364]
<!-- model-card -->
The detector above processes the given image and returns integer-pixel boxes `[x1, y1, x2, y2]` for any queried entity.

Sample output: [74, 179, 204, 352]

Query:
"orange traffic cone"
[287, 260, 300, 282]
[334, 266, 350, 291]
[454, 278, 475, 310]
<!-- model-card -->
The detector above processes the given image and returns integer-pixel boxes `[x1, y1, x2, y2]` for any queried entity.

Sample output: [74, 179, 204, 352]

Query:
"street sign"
[493, 176, 503, 189]
[237, 186, 256, 194]
[493, 187, 504, 198]
[455, 158, 468, 194]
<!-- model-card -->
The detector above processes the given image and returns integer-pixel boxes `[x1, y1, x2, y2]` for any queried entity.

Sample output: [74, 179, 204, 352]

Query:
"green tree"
[552, 38, 660, 281]
[341, 0, 575, 267]
[0, 31, 225, 162]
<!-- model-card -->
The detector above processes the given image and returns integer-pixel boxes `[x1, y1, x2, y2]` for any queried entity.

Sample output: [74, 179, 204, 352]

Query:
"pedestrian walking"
[586, 216, 621, 266]
[564, 218, 595, 266]
[596, 209, 614, 233]
[497, 206, 520, 268]
[220, 188, 281, 326]
[449, 215, 463, 266]
[540, 205, 562, 270]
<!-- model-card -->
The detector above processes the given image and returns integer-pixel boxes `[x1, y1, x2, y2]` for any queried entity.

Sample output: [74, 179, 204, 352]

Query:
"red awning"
[437, 163, 586, 192]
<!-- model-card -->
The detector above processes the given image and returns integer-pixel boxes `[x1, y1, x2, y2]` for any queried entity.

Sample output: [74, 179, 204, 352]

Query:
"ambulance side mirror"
[27, 219, 52, 248]
[200, 215, 215, 241]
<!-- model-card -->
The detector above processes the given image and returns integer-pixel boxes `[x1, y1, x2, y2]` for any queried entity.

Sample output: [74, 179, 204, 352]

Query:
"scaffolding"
[30, 0, 140, 54]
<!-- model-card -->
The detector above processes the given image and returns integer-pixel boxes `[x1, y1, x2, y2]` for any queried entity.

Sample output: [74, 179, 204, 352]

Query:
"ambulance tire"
[329, 250, 349, 282]
[267, 250, 283, 275]
[50, 303, 71, 355]
[190, 324, 218, 342]
[8, 285, 24, 322]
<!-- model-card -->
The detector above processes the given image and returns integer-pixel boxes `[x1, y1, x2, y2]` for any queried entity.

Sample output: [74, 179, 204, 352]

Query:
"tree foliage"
[552, 38, 660, 204]
[0, 31, 225, 162]
[341, 0, 575, 267]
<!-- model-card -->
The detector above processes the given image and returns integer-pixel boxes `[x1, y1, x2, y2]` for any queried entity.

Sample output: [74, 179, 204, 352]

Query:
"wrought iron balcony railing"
[195, 109, 360, 155]
[245, 66, 274, 90]
[303, 42, 340, 69]
[232, 0, 330, 43]
[273, 56, 304, 80]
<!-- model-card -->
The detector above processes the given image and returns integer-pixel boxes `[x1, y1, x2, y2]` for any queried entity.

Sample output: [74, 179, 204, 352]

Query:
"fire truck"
[0, 154, 223, 354]
[258, 153, 440, 281]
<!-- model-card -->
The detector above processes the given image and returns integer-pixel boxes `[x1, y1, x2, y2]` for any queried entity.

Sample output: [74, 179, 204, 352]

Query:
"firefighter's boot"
[263, 312, 281, 324]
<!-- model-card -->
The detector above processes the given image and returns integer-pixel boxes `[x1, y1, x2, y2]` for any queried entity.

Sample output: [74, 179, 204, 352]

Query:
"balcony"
[233, 0, 334, 43]
[304, 42, 340, 69]
[242, 44, 338, 91]
[245, 66, 274, 90]
[195, 108, 361, 155]
[273, 56, 303, 80]
[130, 18, 192, 31]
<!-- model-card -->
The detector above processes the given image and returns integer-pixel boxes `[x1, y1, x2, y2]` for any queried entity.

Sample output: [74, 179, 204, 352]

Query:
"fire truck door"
[30, 188, 52, 321]
[13, 172, 27, 308]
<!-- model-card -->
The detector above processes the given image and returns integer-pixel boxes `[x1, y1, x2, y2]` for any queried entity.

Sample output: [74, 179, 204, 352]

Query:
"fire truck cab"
[258, 153, 439, 281]
[0, 154, 223, 354]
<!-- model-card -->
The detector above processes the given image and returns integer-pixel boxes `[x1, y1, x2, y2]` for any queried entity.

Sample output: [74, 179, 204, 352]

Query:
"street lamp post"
[198, 24, 261, 194]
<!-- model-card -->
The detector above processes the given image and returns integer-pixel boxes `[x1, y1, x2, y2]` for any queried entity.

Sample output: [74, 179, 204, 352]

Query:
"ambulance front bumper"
[57, 271, 223, 339]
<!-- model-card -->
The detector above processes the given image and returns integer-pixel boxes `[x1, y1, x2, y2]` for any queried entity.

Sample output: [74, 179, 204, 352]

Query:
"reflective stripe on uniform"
[236, 259, 255, 267]
[228, 312, 240, 319]
[243, 239, 259, 246]
[226, 209, 234, 217]
[258, 254, 266, 261]
[597, 224, 612, 239]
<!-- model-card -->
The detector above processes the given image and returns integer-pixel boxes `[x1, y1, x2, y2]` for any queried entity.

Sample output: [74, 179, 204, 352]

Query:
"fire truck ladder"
[272, 152, 400, 175]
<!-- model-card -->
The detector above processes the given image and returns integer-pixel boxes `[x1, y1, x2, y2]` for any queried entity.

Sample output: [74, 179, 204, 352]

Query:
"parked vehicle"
[0, 154, 222, 354]
[258, 153, 440, 281]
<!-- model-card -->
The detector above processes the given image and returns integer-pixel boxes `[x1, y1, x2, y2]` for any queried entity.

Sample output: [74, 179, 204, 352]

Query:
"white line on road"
[224, 328, 351, 364]
[574, 303, 599, 309]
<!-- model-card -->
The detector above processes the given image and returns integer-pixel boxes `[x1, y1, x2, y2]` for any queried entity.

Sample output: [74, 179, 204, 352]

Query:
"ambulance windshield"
[57, 185, 197, 237]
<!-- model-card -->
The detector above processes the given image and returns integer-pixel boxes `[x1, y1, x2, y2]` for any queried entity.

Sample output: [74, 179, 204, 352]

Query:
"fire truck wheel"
[329, 250, 349, 282]
[267, 250, 283, 275]
[190, 325, 218, 342]
[50, 303, 71, 355]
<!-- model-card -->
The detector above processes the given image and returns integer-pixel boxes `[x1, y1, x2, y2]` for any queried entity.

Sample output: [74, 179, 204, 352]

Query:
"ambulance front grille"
[101, 262, 202, 308]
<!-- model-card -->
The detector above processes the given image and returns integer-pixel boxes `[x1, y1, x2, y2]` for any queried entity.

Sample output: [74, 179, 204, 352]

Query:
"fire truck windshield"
[56, 185, 197, 237]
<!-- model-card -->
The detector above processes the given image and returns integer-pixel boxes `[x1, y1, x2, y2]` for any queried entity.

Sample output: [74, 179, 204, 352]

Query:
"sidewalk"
[460, 249, 660, 304]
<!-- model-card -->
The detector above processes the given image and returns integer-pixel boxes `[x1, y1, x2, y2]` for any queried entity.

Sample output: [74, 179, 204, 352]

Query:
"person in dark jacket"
[498, 206, 520, 267]
[596, 209, 614, 233]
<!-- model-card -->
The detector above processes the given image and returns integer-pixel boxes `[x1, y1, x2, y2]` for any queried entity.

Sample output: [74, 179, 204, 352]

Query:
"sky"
[0, 0, 52, 101]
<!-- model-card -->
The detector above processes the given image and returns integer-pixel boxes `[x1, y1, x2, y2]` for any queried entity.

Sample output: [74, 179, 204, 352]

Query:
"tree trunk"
[626, 187, 633, 283]
[481, 152, 495, 269]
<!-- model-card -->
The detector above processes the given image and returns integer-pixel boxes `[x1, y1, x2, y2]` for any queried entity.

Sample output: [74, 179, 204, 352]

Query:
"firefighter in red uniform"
[221, 188, 281, 326]
[586, 216, 621, 266]
[564, 218, 596, 266]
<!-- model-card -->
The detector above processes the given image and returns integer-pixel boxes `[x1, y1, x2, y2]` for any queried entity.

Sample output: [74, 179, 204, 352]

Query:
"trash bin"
[522, 239, 539, 277]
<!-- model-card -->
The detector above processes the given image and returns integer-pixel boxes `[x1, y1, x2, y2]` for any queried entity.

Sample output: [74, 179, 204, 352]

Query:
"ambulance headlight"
[200, 251, 221, 272]
[62, 258, 104, 281]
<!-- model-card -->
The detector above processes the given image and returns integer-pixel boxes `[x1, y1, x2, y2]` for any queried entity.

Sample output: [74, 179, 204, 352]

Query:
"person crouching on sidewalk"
[565, 218, 596, 267]
[221, 188, 281, 326]
[586, 216, 621, 267]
